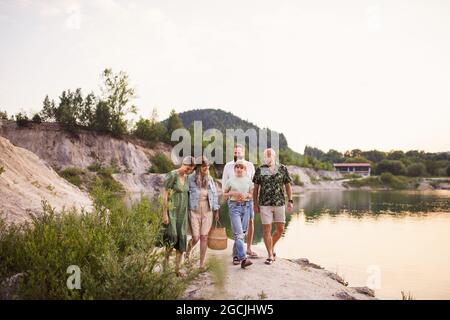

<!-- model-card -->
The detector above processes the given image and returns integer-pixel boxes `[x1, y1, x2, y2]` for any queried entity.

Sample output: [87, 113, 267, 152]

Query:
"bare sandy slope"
[183, 241, 376, 300]
[0, 136, 93, 224]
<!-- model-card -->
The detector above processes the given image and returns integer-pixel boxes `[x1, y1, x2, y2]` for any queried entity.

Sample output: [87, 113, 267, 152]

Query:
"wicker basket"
[208, 220, 227, 250]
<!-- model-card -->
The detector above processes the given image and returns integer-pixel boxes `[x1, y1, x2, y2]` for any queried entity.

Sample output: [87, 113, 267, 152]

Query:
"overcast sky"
[1, 0, 449, 153]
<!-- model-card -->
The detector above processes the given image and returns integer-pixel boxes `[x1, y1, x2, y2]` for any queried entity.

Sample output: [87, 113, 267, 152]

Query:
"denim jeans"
[228, 200, 251, 260]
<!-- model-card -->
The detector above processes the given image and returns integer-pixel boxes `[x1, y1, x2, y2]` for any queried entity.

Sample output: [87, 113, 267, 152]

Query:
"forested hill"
[176, 109, 289, 149]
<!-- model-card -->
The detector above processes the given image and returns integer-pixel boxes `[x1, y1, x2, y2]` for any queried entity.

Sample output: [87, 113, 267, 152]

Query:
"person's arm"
[253, 183, 260, 213]
[285, 182, 293, 212]
[221, 163, 230, 193]
[162, 189, 169, 224]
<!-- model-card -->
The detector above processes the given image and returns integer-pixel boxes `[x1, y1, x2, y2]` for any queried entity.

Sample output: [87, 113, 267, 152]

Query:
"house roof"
[333, 163, 371, 167]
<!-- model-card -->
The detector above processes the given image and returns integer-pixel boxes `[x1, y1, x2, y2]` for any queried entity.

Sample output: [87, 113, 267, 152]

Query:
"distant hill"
[173, 108, 289, 150]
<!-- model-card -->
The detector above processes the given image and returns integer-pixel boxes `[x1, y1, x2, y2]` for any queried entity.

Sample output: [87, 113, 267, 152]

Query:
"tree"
[406, 162, 426, 177]
[92, 101, 112, 133]
[304, 146, 325, 160]
[388, 150, 405, 160]
[133, 109, 168, 146]
[40, 95, 56, 121]
[100, 68, 137, 136]
[166, 109, 184, 144]
[376, 159, 406, 175]
[78, 92, 96, 127]
[362, 150, 386, 163]
[32, 113, 42, 123]
[0, 110, 8, 120]
[15, 112, 30, 127]
[323, 149, 344, 163]
[55, 89, 84, 132]
[345, 157, 370, 163]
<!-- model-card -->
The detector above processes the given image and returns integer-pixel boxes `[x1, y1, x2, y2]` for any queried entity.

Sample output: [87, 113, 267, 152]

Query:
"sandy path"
[183, 241, 376, 300]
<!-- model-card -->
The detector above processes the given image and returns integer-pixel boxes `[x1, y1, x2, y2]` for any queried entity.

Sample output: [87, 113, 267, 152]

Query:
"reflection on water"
[126, 189, 450, 299]
[218, 190, 450, 300]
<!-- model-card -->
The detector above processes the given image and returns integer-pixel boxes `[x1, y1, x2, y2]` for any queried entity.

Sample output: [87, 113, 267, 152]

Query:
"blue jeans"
[228, 200, 251, 260]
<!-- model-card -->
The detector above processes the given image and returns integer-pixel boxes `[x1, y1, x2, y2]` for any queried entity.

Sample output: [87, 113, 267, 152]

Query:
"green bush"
[133, 116, 167, 147]
[406, 163, 426, 177]
[345, 177, 381, 188]
[343, 173, 362, 180]
[15, 112, 30, 127]
[87, 163, 102, 172]
[59, 167, 83, 187]
[380, 172, 408, 189]
[148, 153, 174, 174]
[94, 167, 124, 194]
[0, 192, 197, 299]
[32, 114, 42, 124]
[292, 174, 304, 186]
[0, 110, 8, 120]
[376, 160, 406, 175]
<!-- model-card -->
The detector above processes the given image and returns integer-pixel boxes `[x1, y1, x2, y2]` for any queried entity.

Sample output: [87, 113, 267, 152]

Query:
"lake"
[218, 190, 450, 300]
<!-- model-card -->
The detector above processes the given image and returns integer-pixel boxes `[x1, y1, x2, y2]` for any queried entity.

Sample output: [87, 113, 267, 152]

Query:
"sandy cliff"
[0, 136, 92, 224]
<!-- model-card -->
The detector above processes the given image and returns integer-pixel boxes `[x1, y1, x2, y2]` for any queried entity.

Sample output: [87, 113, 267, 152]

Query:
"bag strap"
[214, 219, 222, 228]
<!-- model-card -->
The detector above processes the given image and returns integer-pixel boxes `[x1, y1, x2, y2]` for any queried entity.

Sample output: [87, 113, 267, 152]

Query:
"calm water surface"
[218, 190, 450, 300]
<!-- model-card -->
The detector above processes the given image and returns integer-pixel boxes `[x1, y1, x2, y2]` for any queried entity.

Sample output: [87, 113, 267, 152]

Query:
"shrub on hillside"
[0, 110, 8, 120]
[0, 191, 197, 299]
[292, 174, 304, 186]
[148, 153, 174, 174]
[376, 160, 406, 176]
[14, 112, 30, 127]
[406, 163, 427, 177]
[59, 167, 83, 187]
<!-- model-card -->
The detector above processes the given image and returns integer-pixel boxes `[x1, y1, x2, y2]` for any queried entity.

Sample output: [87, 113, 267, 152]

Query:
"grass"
[343, 173, 362, 180]
[401, 291, 415, 300]
[344, 173, 415, 190]
[0, 185, 197, 299]
[258, 290, 268, 300]
[206, 256, 226, 293]
[58, 167, 83, 187]
[148, 153, 174, 174]
[292, 174, 304, 187]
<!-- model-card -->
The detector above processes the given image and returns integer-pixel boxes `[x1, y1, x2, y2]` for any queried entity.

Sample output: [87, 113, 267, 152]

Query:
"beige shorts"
[260, 206, 286, 225]
[189, 199, 213, 237]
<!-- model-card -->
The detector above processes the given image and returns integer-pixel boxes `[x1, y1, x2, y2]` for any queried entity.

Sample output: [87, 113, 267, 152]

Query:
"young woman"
[223, 160, 254, 269]
[162, 156, 195, 277]
[186, 156, 220, 269]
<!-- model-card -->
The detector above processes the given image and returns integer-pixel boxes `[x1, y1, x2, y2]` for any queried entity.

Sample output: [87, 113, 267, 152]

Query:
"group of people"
[161, 144, 293, 276]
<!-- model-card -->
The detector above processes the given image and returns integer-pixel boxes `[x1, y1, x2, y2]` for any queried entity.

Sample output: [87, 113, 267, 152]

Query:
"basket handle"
[214, 219, 222, 228]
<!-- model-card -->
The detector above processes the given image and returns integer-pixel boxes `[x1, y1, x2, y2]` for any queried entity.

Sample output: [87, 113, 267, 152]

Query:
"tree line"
[304, 146, 450, 177]
[0, 69, 184, 147]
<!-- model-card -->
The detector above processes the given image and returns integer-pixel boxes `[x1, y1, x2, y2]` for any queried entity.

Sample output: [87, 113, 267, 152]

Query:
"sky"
[0, 0, 449, 154]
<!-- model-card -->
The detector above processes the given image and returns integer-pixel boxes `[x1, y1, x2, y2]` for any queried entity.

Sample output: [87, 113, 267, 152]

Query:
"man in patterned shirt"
[253, 148, 293, 265]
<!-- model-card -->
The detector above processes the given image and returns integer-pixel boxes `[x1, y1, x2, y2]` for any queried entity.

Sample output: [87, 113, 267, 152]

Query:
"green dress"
[162, 170, 189, 252]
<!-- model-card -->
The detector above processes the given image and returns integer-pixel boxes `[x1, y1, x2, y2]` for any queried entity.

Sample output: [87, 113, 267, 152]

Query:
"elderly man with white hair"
[253, 148, 293, 265]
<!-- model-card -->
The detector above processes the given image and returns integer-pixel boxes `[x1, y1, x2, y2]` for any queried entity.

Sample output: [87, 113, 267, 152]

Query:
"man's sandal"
[246, 250, 259, 258]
